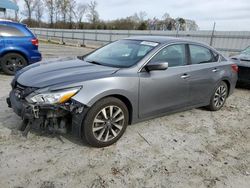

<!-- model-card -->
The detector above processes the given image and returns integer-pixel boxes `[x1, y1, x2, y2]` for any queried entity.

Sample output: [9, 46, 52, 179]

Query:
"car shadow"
[27, 128, 90, 147]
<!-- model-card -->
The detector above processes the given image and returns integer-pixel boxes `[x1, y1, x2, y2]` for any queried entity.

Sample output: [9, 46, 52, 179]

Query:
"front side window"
[0, 25, 25, 37]
[149, 44, 186, 67]
[84, 40, 158, 68]
[189, 45, 217, 64]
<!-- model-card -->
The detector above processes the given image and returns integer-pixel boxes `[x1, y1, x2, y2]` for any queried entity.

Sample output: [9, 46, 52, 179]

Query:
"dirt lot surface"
[0, 43, 250, 188]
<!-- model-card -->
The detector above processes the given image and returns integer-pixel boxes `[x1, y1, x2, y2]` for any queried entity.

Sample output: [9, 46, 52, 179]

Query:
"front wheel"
[207, 81, 228, 111]
[83, 97, 129, 147]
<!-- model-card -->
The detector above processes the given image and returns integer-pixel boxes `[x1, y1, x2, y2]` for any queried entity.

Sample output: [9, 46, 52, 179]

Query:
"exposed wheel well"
[103, 94, 133, 125]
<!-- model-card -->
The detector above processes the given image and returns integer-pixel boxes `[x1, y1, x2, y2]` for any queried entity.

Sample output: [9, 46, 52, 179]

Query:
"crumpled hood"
[16, 58, 119, 88]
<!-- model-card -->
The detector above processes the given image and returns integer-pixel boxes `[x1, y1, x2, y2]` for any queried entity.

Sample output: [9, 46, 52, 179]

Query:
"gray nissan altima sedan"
[7, 36, 238, 147]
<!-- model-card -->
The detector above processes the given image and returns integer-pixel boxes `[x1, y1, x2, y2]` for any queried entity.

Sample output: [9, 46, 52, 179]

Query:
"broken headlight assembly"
[25, 86, 82, 105]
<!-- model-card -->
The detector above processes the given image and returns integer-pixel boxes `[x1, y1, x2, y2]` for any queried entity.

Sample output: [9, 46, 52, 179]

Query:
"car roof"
[0, 20, 25, 27]
[125, 36, 191, 44]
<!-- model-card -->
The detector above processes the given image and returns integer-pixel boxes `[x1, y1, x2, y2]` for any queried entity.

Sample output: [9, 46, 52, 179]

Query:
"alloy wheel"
[92, 105, 125, 142]
[213, 85, 227, 108]
[4, 56, 24, 73]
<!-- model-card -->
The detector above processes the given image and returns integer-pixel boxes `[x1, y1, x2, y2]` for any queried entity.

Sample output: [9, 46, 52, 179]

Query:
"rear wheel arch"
[207, 81, 228, 111]
[0, 50, 29, 63]
[221, 79, 231, 97]
[0, 52, 28, 75]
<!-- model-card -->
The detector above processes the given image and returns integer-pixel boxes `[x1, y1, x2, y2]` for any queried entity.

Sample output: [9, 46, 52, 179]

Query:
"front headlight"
[26, 87, 81, 105]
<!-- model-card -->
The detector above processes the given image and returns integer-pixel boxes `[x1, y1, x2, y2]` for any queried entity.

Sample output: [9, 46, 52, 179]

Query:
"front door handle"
[212, 68, 218, 72]
[181, 74, 190, 79]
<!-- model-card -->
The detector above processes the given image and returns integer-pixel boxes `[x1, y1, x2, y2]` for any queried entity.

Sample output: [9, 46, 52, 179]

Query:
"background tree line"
[12, 0, 198, 31]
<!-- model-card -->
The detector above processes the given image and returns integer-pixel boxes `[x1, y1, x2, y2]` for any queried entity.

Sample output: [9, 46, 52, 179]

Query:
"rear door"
[188, 44, 221, 105]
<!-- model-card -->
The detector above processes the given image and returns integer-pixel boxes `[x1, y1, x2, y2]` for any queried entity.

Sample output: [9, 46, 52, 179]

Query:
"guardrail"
[31, 28, 250, 56]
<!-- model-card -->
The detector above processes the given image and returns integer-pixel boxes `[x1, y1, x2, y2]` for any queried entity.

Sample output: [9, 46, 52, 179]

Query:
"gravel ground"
[0, 43, 250, 188]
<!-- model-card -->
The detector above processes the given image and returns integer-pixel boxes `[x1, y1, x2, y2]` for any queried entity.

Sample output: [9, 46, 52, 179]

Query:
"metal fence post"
[210, 22, 216, 46]
[46, 29, 49, 41]
[95, 30, 98, 41]
[61, 30, 65, 45]
[109, 30, 112, 42]
[82, 31, 85, 46]
[176, 23, 180, 37]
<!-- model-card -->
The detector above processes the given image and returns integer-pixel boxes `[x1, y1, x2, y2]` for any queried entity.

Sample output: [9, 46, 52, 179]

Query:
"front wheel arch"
[87, 94, 133, 125]
[82, 96, 129, 147]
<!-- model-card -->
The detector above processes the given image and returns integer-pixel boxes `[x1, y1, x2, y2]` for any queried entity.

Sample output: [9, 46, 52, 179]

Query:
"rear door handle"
[181, 74, 190, 79]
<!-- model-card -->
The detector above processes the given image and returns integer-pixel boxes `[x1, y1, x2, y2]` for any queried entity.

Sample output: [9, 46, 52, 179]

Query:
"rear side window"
[189, 45, 217, 64]
[0, 25, 26, 37]
[150, 44, 186, 67]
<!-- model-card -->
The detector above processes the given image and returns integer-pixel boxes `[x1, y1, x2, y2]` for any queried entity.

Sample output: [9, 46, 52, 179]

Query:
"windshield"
[84, 40, 158, 68]
[241, 46, 250, 55]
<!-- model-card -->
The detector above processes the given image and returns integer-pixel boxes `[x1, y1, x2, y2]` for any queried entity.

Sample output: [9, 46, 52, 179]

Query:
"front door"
[139, 44, 190, 118]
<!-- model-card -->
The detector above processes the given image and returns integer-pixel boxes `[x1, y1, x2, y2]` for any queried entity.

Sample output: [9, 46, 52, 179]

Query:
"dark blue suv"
[0, 20, 42, 75]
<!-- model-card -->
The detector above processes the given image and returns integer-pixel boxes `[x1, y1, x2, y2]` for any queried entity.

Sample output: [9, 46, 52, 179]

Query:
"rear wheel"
[83, 97, 129, 147]
[207, 81, 228, 111]
[1, 53, 27, 75]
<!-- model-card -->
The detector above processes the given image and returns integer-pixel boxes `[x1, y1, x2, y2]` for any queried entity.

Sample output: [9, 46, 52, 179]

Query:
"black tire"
[83, 97, 129, 147]
[207, 81, 228, 111]
[17, 119, 28, 131]
[1, 53, 27, 75]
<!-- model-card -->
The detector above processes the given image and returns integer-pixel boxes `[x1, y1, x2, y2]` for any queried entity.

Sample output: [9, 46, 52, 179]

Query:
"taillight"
[231, 64, 238, 73]
[31, 38, 39, 46]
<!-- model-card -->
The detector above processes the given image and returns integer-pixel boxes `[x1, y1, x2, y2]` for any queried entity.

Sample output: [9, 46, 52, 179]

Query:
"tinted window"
[189, 45, 216, 64]
[0, 25, 25, 37]
[150, 44, 186, 67]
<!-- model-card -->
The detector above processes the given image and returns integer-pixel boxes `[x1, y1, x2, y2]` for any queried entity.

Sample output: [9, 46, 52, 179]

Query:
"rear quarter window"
[189, 45, 218, 64]
[0, 25, 26, 37]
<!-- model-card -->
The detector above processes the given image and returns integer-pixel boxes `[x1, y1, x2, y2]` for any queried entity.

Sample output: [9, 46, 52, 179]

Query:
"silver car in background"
[7, 36, 238, 147]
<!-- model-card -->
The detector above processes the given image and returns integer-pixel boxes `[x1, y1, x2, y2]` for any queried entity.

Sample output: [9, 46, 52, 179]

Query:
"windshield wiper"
[86, 60, 102, 65]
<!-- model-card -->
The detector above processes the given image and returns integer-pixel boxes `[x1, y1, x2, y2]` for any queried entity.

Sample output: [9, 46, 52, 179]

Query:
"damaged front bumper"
[7, 89, 88, 138]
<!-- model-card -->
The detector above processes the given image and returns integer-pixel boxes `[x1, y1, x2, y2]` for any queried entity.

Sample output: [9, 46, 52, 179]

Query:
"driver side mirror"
[145, 62, 169, 72]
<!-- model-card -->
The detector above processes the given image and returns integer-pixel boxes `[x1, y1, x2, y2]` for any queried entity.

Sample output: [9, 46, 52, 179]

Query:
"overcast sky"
[80, 0, 250, 31]
[18, 0, 250, 31]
